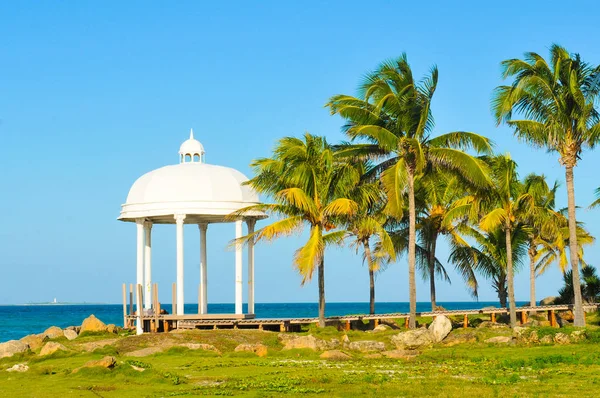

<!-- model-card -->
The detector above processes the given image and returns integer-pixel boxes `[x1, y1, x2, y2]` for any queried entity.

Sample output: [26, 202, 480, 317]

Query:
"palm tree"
[327, 54, 492, 328]
[556, 265, 600, 305]
[232, 134, 377, 327]
[416, 172, 479, 310]
[472, 155, 535, 327]
[590, 188, 600, 208]
[520, 174, 560, 310]
[450, 224, 529, 308]
[492, 44, 600, 326]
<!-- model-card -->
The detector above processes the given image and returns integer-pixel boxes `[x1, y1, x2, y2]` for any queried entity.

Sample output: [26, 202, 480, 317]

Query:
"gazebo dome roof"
[119, 131, 264, 223]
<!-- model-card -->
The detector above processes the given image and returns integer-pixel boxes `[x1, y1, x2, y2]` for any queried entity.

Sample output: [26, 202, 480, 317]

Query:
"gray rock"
[6, 364, 29, 372]
[391, 328, 433, 350]
[63, 329, 78, 341]
[20, 334, 47, 350]
[429, 316, 452, 343]
[442, 332, 476, 346]
[477, 321, 509, 329]
[540, 335, 553, 344]
[528, 331, 539, 343]
[372, 324, 391, 333]
[0, 340, 29, 358]
[281, 335, 338, 351]
[485, 336, 511, 344]
[570, 330, 586, 342]
[512, 326, 529, 339]
[347, 340, 385, 352]
[539, 296, 558, 306]
[554, 333, 570, 344]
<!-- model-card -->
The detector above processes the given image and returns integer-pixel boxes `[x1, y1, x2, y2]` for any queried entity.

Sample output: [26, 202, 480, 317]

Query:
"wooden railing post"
[463, 314, 468, 328]
[491, 312, 496, 323]
[404, 317, 409, 328]
[137, 283, 144, 333]
[521, 311, 527, 325]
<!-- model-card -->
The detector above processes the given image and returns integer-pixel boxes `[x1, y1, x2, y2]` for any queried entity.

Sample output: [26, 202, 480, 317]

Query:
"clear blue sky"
[1, 1, 599, 305]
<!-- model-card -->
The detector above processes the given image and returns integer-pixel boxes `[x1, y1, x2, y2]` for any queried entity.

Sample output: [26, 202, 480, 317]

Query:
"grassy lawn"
[2, 325, 600, 397]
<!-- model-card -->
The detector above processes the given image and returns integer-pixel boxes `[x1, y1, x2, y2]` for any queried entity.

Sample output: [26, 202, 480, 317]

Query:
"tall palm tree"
[416, 172, 479, 310]
[327, 54, 492, 328]
[473, 155, 534, 327]
[492, 44, 600, 326]
[590, 188, 600, 208]
[232, 134, 377, 327]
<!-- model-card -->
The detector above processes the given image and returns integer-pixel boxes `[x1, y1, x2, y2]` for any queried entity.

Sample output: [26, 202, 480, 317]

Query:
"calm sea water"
[0, 301, 523, 342]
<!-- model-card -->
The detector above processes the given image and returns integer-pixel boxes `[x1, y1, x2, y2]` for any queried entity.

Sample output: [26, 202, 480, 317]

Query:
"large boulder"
[73, 356, 116, 373]
[280, 335, 338, 351]
[484, 336, 511, 344]
[43, 326, 64, 339]
[39, 342, 67, 356]
[554, 333, 570, 344]
[234, 343, 268, 357]
[347, 340, 385, 352]
[63, 329, 78, 341]
[0, 340, 29, 358]
[320, 350, 351, 360]
[20, 334, 47, 350]
[570, 330, 586, 342]
[80, 315, 107, 333]
[106, 324, 117, 334]
[391, 328, 433, 350]
[539, 296, 558, 306]
[442, 332, 476, 347]
[540, 335, 553, 344]
[429, 316, 452, 343]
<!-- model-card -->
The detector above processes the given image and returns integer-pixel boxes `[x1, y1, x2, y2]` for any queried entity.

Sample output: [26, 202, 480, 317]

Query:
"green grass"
[3, 327, 600, 397]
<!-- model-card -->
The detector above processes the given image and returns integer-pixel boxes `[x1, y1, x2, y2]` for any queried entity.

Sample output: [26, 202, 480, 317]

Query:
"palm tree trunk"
[363, 241, 376, 315]
[505, 226, 517, 327]
[528, 245, 537, 315]
[565, 165, 585, 326]
[407, 169, 417, 329]
[428, 232, 438, 311]
[318, 256, 326, 327]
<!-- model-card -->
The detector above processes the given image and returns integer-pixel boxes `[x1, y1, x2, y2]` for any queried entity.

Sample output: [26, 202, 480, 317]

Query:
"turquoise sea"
[0, 301, 524, 342]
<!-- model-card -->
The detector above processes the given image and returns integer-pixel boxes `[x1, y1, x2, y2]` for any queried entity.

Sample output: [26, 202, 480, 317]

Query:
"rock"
[429, 316, 452, 343]
[512, 326, 529, 339]
[106, 324, 117, 334]
[42, 326, 64, 339]
[528, 331, 539, 343]
[6, 364, 29, 372]
[382, 349, 420, 359]
[540, 335, 553, 344]
[63, 329, 78, 341]
[522, 320, 540, 327]
[320, 350, 351, 360]
[372, 324, 391, 333]
[442, 332, 476, 347]
[80, 315, 107, 333]
[391, 328, 433, 350]
[125, 347, 163, 357]
[484, 336, 512, 344]
[234, 343, 268, 357]
[281, 335, 338, 351]
[554, 333, 570, 344]
[341, 334, 350, 348]
[347, 340, 385, 352]
[477, 321, 509, 329]
[179, 343, 220, 353]
[20, 334, 47, 351]
[570, 330, 586, 342]
[73, 356, 116, 373]
[364, 353, 382, 359]
[539, 296, 558, 306]
[558, 311, 574, 322]
[0, 340, 29, 358]
[65, 326, 81, 334]
[39, 342, 67, 356]
[538, 320, 551, 327]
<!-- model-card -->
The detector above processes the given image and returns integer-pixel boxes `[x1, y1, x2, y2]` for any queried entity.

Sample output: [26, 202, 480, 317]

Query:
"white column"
[135, 218, 145, 335]
[199, 223, 208, 315]
[247, 219, 256, 314]
[235, 219, 243, 315]
[144, 221, 153, 309]
[175, 214, 186, 315]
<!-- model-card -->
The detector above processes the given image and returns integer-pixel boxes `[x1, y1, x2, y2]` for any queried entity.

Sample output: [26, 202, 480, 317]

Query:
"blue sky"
[1, 1, 599, 306]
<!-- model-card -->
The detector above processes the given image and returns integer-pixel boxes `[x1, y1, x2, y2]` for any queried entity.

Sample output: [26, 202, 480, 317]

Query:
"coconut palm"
[556, 265, 600, 305]
[450, 224, 529, 308]
[327, 54, 492, 328]
[591, 188, 600, 208]
[416, 172, 480, 310]
[492, 44, 600, 326]
[468, 154, 535, 327]
[232, 133, 378, 327]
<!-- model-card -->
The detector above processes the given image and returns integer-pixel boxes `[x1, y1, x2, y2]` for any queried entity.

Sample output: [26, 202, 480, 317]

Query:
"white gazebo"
[119, 130, 265, 334]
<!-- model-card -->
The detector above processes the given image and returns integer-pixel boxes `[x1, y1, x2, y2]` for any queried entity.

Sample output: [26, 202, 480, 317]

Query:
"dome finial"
[190, 128, 194, 140]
